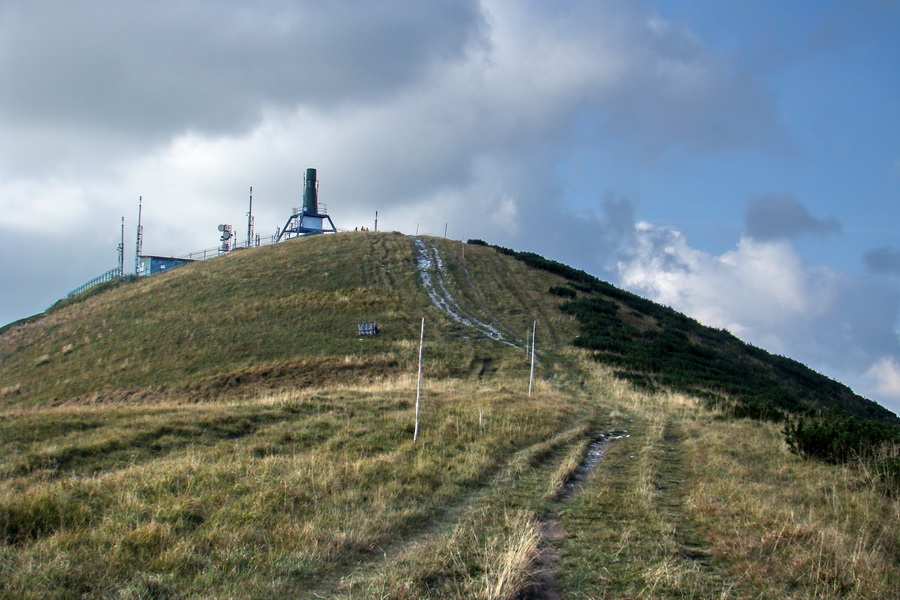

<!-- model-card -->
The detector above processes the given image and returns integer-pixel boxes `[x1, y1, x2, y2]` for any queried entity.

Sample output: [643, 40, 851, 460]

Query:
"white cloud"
[866, 357, 900, 400]
[617, 219, 900, 415]
[0, 0, 788, 330]
[620, 226, 825, 341]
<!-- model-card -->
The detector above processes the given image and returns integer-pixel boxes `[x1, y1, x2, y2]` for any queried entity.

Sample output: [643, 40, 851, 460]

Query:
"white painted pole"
[414, 317, 425, 442]
[528, 320, 536, 396]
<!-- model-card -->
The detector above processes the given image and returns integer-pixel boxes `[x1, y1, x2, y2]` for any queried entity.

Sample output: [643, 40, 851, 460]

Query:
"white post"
[414, 317, 425, 442]
[528, 321, 536, 397]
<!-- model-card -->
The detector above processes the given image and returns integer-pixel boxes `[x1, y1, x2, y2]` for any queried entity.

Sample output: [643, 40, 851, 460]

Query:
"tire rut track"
[413, 237, 522, 349]
[519, 430, 630, 600]
[302, 423, 592, 598]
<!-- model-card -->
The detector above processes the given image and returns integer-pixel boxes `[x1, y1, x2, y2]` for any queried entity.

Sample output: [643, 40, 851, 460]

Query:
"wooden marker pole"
[414, 317, 425, 442]
[528, 321, 536, 396]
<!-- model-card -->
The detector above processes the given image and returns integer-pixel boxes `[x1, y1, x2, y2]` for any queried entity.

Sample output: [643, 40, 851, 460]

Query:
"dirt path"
[301, 422, 594, 599]
[519, 430, 630, 600]
[413, 237, 522, 348]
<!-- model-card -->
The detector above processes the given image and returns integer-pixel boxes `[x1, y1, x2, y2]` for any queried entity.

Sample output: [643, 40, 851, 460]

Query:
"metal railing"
[66, 268, 125, 298]
[65, 227, 348, 300]
[177, 234, 280, 260]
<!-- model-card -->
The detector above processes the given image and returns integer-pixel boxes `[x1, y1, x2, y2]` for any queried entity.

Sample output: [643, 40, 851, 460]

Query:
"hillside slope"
[0, 233, 581, 407]
[475, 241, 897, 423]
[1, 232, 898, 599]
[2, 232, 893, 423]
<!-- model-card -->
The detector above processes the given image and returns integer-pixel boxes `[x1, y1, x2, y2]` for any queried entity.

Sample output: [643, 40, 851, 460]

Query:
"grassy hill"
[0, 233, 580, 407]
[1, 232, 897, 599]
[472, 240, 897, 424]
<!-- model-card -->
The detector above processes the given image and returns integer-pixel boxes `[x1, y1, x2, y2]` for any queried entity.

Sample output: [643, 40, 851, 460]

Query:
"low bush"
[474, 241, 896, 426]
[548, 286, 576, 299]
[782, 409, 900, 464]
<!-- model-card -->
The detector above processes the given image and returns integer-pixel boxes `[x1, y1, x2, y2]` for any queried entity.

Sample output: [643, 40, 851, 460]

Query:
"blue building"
[136, 255, 195, 277]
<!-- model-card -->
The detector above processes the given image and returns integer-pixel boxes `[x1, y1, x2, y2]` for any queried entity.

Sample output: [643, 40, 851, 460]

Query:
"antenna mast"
[118, 216, 125, 276]
[135, 196, 143, 275]
[247, 186, 254, 248]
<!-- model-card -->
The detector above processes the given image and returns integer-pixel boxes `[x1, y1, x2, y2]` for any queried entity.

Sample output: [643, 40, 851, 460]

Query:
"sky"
[1, 0, 898, 414]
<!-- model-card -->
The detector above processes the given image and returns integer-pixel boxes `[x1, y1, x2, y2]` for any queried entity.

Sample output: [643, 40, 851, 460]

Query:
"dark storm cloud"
[523, 194, 642, 278]
[743, 192, 842, 241]
[0, 0, 485, 143]
[864, 246, 900, 275]
[1, 0, 789, 326]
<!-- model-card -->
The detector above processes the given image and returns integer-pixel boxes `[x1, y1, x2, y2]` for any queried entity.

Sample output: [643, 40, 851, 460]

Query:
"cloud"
[866, 357, 900, 399]
[617, 217, 900, 414]
[864, 246, 900, 275]
[1, 1, 783, 230]
[0, 0, 487, 175]
[620, 226, 835, 345]
[0, 0, 786, 328]
[0, 224, 121, 319]
[743, 192, 842, 241]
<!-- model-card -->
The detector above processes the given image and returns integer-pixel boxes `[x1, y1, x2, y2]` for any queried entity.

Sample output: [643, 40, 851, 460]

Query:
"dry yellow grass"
[0, 374, 597, 598]
[3, 234, 897, 598]
[682, 417, 899, 599]
[558, 361, 900, 599]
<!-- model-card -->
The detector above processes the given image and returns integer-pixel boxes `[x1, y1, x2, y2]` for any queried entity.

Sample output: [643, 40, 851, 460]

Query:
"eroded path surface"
[520, 431, 630, 600]
[413, 237, 522, 348]
[302, 421, 596, 599]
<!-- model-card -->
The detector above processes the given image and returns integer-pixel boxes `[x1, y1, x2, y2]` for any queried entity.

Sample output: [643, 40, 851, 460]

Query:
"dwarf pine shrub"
[782, 409, 900, 465]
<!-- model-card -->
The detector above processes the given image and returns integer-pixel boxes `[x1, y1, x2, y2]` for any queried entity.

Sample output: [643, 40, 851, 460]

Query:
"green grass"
[557, 363, 900, 599]
[0, 379, 598, 598]
[0, 234, 415, 404]
[2, 232, 898, 598]
[483, 240, 897, 423]
[0, 234, 582, 408]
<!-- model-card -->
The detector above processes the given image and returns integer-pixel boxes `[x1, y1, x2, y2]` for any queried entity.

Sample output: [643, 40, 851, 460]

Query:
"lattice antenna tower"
[118, 216, 125, 276]
[247, 186, 254, 248]
[135, 196, 143, 275]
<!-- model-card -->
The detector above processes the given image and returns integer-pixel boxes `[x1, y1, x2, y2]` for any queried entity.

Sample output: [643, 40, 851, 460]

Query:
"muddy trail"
[519, 430, 630, 600]
[301, 422, 595, 599]
[413, 237, 522, 349]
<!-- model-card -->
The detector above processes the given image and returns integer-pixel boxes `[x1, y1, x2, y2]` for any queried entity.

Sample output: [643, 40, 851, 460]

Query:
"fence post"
[414, 317, 425, 442]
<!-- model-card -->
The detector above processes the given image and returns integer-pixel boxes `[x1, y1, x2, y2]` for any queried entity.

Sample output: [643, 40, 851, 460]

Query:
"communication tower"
[134, 196, 143, 275]
[218, 224, 233, 253]
[118, 216, 125, 276]
[275, 168, 337, 241]
[246, 186, 255, 248]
